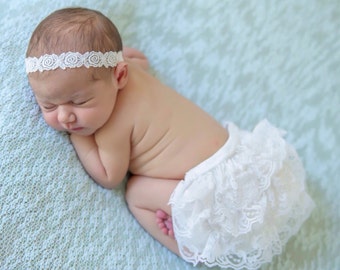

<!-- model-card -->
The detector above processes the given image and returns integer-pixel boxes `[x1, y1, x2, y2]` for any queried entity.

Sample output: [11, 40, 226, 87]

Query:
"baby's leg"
[125, 175, 179, 256]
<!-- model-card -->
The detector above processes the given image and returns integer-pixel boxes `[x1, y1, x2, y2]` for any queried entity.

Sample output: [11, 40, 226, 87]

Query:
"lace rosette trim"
[25, 51, 124, 73]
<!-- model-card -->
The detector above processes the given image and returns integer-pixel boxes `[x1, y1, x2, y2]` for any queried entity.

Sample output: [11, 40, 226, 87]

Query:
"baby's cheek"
[84, 109, 107, 127]
[43, 113, 63, 131]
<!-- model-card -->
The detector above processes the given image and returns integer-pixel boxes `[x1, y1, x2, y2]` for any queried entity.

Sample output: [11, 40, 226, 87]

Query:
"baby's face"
[29, 67, 118, 135]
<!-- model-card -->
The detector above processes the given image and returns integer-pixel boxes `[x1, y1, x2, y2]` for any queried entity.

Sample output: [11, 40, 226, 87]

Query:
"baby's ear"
[113, 62, 128, 89]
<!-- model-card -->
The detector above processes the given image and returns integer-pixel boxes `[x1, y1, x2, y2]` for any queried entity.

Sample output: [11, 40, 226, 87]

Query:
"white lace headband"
[25, 51, 124, 74]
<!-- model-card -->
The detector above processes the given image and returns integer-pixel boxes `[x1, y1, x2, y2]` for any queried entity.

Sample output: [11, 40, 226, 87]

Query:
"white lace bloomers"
[169, 120, 315, 269]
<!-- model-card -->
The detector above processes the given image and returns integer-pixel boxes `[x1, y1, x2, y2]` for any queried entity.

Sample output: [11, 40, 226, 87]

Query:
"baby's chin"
[65, 127, 96, 136]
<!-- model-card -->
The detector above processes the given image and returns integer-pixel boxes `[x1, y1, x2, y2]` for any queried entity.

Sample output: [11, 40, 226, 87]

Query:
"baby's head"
[26, 7, 128, 135]
[26, 7, 122, 60]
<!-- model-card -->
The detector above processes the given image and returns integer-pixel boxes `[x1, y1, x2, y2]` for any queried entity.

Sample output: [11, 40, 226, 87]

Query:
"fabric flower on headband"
[25, 51, 124, 73]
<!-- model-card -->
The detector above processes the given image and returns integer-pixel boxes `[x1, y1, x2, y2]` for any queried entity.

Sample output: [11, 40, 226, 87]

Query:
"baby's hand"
[123, 47, 149, 70]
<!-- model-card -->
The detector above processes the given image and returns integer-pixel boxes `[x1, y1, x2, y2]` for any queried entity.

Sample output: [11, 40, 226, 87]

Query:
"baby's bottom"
[125, 175, 179, 256]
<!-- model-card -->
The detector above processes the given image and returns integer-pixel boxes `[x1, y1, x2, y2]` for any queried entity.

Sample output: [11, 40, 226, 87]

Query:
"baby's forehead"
[29, 68, 99, 97]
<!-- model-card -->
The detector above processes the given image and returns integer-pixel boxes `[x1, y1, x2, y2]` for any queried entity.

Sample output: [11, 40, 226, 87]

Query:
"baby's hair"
[26, 7, 123, 58]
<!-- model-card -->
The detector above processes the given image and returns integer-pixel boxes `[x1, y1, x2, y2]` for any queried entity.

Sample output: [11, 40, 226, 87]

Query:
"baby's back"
[122, 64, 228, 180]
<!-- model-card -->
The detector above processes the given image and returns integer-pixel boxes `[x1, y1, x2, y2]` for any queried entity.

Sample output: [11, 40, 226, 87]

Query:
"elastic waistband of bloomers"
[184, 122, 240, 181]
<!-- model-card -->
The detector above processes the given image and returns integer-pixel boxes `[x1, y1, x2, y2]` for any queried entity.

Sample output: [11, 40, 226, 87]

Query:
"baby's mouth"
[70, 127, 83, 131]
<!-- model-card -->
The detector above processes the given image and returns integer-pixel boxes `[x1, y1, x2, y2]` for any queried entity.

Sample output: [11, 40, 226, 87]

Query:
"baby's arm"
[70, 134, 128, 189]
[70, 134, 109, 187]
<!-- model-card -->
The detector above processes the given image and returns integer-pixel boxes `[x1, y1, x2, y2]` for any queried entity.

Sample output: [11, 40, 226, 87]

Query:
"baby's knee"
[125, 176, 137, 207]
[125, 175, 146, 210]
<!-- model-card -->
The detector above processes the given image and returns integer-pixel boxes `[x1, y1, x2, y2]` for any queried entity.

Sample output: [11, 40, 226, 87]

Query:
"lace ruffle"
[169, 120, 314, 269]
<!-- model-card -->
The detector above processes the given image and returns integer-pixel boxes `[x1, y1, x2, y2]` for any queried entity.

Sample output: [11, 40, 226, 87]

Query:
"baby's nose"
[58, 106, 76, 124]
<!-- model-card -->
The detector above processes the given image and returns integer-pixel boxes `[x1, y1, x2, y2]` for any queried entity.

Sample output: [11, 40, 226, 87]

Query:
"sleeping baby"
[25, 7, 314, 269]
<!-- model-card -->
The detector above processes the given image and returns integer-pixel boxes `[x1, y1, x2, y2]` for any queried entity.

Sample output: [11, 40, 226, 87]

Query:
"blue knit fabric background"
[1, 1, 339, 269]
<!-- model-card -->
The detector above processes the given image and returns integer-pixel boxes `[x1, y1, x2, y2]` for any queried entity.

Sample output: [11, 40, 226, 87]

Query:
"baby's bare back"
[122, 64, 228, 180]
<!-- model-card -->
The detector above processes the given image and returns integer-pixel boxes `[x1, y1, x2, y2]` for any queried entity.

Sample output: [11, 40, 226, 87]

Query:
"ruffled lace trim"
[169, 120, 315, 269]
[25, 51, 123, 73]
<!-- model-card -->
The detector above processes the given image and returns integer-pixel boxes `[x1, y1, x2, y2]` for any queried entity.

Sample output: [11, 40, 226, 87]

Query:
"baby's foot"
[156, 209, 175, 239]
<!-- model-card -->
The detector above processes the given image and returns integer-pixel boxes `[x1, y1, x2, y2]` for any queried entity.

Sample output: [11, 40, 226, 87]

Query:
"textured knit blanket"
[1, 1, 339, 269]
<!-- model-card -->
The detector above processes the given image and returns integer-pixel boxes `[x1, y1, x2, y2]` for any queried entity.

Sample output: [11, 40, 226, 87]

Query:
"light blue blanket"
[1, 0, 339, 269]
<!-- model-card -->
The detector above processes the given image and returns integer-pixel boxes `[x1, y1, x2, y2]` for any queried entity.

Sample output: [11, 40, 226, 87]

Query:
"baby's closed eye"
[41, 104, 57, 111]
[72, 98, 92, 106]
